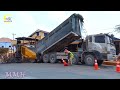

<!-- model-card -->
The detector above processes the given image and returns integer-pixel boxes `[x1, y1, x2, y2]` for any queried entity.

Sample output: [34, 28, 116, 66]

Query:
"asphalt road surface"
[0, 63, 120, 79]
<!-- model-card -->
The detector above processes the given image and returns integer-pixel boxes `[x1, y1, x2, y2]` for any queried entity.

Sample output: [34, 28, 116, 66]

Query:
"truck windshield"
[95, 35, 105, 43]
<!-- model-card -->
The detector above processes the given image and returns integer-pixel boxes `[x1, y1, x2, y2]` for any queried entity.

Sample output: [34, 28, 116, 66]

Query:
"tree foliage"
[115, 25, 120, 33]
[0, 48, 9, 55]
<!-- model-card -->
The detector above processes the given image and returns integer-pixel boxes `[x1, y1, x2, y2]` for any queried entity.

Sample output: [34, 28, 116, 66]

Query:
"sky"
[0, 11, 120, 40]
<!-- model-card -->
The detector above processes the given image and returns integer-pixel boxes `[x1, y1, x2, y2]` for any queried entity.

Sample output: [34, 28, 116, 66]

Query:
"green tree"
[115, 25, 120, 33]
[0, 48, 9, 55]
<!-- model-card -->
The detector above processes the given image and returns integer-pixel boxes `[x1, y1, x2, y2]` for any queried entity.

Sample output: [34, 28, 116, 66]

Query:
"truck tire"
[81, 61, 85, 64]
[43, 54, 49, 63]
[37, 54, 43, 63]
[72, 54, 79, 65]
[33, 59, 38, 63]
[49, 54, 57, 63]
[84, 54, 95, 66]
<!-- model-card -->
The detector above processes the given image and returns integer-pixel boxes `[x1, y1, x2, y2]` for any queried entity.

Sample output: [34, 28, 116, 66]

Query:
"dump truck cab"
[68, 33, 116, 66]
[86, 33, 116, 61]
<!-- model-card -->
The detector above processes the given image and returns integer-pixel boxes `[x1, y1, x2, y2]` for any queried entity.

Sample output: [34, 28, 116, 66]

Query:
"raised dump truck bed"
[36, 13, 84, 54]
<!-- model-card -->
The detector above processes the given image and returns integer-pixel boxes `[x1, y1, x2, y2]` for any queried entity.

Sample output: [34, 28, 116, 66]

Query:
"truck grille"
[110, 49, 116, 55]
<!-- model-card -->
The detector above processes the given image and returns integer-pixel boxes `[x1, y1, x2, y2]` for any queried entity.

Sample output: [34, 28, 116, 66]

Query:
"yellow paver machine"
[10, 37, 38, 63]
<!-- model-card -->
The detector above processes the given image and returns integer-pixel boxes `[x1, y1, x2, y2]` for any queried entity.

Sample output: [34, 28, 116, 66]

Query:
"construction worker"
[64, 48, 74, 66]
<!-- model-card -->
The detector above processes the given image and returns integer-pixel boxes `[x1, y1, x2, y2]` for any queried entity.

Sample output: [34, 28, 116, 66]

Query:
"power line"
[12, 33, 16, 53]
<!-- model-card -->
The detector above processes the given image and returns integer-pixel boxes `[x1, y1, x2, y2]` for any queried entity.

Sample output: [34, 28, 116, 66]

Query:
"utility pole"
[12, 33, 16, 40]
[12, 33, 16, 54]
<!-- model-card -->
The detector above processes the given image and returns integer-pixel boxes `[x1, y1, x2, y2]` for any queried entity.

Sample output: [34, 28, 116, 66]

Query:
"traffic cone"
[94, 59, 99, 70]
[116, 61, 120, 73]
[63, 60, 68, 66]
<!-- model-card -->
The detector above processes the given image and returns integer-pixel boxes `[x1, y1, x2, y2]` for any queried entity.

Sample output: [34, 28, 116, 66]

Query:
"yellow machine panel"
[21, 46, 36, 60]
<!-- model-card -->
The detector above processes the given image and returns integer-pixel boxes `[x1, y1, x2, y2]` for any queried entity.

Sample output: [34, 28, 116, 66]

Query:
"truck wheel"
[84, 54, 95, 66]
[72, 54, 79, 65]
[37, 54, 43, 63]
[81, 61, 85, 64]
[49, 54, 57, 63]
[43, 54, 49, 63]
[98, 60, 103, 66]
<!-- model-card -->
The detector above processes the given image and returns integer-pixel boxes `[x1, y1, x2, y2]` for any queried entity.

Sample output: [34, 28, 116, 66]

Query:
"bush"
[0, 48, 9, 55]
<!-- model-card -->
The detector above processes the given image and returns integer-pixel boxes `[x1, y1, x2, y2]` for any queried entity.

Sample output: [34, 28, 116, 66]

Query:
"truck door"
[106, 35, 116, 60]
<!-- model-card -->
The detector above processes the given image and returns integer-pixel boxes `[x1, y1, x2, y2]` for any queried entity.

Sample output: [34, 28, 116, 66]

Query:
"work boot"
[68, 61, 72, 66]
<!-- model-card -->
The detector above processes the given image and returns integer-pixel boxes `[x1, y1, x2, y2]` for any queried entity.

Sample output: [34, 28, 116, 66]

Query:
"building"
[0, 37, 13, 53]
[0, 38, 12, 48]
[11, 29, 49, 46]
[11, 40, 17, 46]
[29, 29, 49, 40]
[114, 37, 120, 55]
